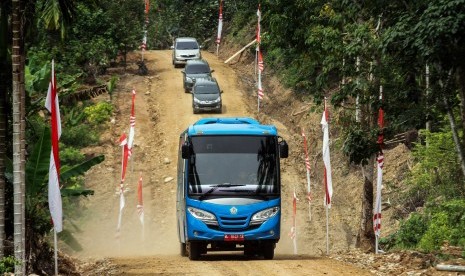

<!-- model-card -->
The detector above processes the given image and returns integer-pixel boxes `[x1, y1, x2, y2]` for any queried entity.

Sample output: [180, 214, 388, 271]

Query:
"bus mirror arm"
[182, 142, 190, 159]
[278, 137, 289, 158]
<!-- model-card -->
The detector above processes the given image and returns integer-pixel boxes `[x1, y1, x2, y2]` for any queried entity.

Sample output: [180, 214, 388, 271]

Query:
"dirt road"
[74, 50, 372, 275]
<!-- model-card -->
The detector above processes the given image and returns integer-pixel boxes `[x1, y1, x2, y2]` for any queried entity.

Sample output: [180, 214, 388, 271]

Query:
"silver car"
[171, 37, 202, 68]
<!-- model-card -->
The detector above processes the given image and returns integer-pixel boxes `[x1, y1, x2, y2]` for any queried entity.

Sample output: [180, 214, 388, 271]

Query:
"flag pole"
[54, 229, 58, 275]
[257, 71, 261, 113]
[294, 187, 297, 254]
[324, 185, 329, 256]
[307, 170, 311, 221]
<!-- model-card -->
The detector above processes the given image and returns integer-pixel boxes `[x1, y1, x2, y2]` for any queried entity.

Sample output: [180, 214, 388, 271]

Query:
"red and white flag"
[258, 49, 264, 73]
[256, 4, 261, 50]
[141, 32, 147, 50]
[144, 0, 150, 14]
[302, 128, 312, 202]
[290, 189, 297, 239]
[137, 175, 144, 225]
[216, 0, 223, 45]
[45, 60, 63, 233]
[374, 153, 383, 236]
[117, 133, 129, 233]
[321, 99, 333, 208]
[289, 188, 298, 254]
[374, 87, 385, 237]
[257, 50, 264, 100]
[119, 133, 129, 183]
[128, 89, 136, 158]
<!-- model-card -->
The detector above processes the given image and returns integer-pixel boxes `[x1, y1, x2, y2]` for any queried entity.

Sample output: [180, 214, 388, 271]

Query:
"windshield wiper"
[199, 183, 245, 200]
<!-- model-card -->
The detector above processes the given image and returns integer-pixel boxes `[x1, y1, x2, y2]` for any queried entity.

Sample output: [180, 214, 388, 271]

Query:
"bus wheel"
[262, 242, 275, 260]
[188, 242, 201, 260]
[180, 242, 187, 257]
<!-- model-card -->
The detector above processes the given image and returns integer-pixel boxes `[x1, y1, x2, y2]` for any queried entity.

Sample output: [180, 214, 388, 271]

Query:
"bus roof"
[187, 117, 278, 136]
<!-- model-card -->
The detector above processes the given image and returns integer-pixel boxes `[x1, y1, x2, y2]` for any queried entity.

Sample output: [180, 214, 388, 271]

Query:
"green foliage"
[0, 256, 20, 273]
[342, 125, 379, 165]
[83, 101, 113, 125]
[389, 213, 429, 250]
[107, 75, 119, 101]
[60, 147, 85, 165]
[381, 200, 465, 253]
[408, 130, 464, 200]
[60, 124, 99, 147]
[62, 106, 86, 127]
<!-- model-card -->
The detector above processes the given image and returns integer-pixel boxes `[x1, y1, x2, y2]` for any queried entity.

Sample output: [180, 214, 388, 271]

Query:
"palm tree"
[0, 1, 10, 259]
[12, 0, 25, 273]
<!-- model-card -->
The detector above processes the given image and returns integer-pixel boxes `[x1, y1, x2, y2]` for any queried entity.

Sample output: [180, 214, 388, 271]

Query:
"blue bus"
[176, 117, 288, 260]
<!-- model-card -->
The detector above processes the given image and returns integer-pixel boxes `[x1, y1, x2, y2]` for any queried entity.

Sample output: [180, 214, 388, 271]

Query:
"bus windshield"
[187, 136, 279, 197]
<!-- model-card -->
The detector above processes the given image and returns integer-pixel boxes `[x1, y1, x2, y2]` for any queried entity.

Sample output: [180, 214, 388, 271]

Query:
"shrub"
[60, 124, 99, 147]
[382, 200, 465, 253]
[0, 256, 20, 273]
[84, 101, 113, 125]
[60, 147, 85, 165]
[393, 213, 428, 249]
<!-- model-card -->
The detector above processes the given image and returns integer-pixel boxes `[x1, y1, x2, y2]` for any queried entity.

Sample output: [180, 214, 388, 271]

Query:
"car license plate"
[224, 234, 244, 241]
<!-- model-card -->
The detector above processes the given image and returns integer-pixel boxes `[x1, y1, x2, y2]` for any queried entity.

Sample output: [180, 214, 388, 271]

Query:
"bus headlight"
[187, 207, 218, 226]
[250, 207, 280, 225]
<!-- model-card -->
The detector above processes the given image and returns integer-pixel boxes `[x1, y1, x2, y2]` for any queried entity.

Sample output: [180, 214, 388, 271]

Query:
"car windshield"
[194, 84, 219, 94]
[186, 64, 210, 74]
[176, 41, 199, 50]
[187, 136, 279, 197]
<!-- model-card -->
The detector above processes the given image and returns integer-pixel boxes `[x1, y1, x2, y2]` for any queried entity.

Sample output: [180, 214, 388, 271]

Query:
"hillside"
[65, 47, 456, 275]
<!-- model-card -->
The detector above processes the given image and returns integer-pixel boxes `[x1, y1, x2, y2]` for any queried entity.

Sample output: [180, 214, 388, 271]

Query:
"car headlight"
[212, 97, 221, 103]
[188, 207, 218, 226]
[186, 77, 193, 82]
[194, 98, 201, 103]
[250, 207, 280, 225]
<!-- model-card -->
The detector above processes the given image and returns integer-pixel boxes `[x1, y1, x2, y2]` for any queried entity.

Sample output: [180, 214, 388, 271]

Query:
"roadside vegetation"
[1, 0, 465, 274]
[158, 0, 465, 258]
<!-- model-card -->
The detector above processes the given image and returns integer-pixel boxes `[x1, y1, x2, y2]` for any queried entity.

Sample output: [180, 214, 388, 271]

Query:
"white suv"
[171, 37, 201, 68]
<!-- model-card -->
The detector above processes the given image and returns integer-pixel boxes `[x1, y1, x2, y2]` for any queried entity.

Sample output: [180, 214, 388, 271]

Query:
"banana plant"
[4, 126, 104, 250]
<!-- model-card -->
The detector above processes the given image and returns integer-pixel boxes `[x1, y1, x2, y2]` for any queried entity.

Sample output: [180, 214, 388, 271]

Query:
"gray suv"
[171, 37, 201, 68]
[192, 77, 222, 114]
[182, 59, 214, 93]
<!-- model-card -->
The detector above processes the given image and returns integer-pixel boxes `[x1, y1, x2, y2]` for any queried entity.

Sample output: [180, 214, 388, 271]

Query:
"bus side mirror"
[279, 140, 288, 158]
[182, 143, 190, 159]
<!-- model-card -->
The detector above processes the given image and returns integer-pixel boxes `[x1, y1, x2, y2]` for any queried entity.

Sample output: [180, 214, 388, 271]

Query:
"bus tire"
[262, 242, 275, 260]
[188, 242, 201, 260]
[180, 242, 187, 257]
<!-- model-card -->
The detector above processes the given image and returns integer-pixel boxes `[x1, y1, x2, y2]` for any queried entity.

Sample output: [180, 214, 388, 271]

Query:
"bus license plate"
[224, 234, 244, 241]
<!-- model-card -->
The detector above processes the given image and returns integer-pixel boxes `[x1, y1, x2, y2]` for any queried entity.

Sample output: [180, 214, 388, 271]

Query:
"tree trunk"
[12, 0, 25, 273]
[0, 1, 9, 258]
[20, 35, 27, 269]
[355, 155, 376, 251]
[0, 69, 6, 260]
[456, 66, 465, 146]
[443, 95, 465, 180]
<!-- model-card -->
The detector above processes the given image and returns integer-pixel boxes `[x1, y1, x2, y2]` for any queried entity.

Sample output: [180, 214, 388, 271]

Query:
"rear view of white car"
[171, 37, 202, 68]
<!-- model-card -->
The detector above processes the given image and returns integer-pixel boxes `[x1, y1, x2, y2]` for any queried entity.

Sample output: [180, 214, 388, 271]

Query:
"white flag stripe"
[48, 152, 63, 232]
[216, 14, 223, 44]
[321, 105, 333, 208]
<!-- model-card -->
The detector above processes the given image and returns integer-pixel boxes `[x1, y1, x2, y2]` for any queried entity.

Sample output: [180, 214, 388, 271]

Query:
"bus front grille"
[218, 215, 248, 229]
